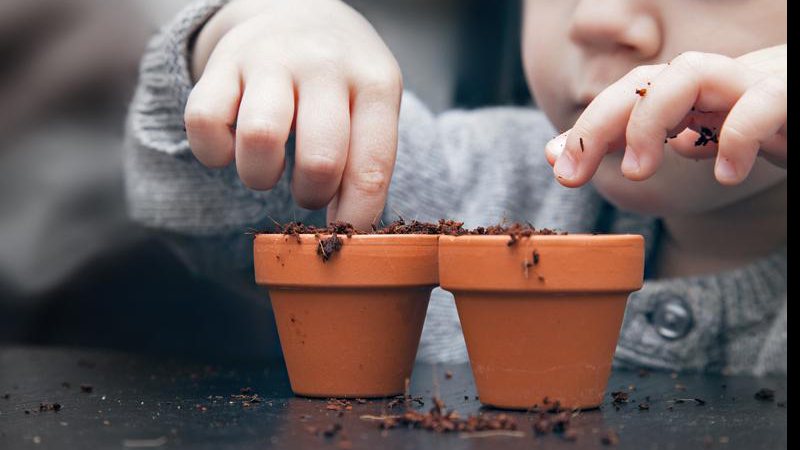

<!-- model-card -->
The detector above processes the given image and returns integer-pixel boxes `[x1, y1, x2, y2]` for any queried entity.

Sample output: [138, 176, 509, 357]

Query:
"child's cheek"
[591, 152, 714, 216]
[522, 1, 576, 131]
[523, 39, 572, 132]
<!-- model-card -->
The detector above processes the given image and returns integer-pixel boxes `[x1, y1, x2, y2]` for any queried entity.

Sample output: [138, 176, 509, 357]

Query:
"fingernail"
[554, 154, 576, 180]
[715, 158, 738, 183]
[547, 133, 568, 158]
[621, 147, 641, 175]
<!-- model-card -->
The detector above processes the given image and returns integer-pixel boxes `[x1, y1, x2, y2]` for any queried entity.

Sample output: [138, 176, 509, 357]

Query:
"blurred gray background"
[0, 0, 529, 361]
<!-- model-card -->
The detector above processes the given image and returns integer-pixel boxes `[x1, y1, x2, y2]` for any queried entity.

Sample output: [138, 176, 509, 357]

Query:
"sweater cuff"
[130, 0, 230, 156]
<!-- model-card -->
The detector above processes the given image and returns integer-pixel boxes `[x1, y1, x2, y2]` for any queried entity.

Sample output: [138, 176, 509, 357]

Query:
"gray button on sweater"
[124, 0, 786, 375]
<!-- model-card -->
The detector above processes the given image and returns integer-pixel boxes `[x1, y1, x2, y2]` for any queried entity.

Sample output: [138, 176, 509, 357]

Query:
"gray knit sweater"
[125, 0, 787, 375]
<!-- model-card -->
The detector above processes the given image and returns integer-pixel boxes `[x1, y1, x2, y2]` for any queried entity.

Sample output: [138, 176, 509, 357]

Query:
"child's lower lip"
[575, 91, 596, 106]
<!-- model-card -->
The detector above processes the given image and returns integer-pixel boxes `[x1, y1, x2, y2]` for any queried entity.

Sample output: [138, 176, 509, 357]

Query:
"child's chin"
[596, 187, 697, 217]
[593, 158, 730, 217]
[593, 157, 787, 218]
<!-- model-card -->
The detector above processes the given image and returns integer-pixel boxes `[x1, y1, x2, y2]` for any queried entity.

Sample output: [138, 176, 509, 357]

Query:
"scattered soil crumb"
[754, 388, 776, 402]
[307, 423, 344, 438]
[694, 127, 719, 147]
[231, 387, 263, 408]
[610, 391, 630, 409]
[532, 409, 574, 440]
[601, 429, 620, 446]
[373, 397, 518, 433]
[386, 379, 424, 409]
[317, 234, 343, 262]
[670, 398, 706, 406]
[39, 403, 62, 413]
[326, 399, 353, 412]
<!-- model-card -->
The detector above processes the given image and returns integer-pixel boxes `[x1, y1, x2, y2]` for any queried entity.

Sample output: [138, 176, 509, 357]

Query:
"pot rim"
[438, 233, 643, 246]
[438, 234, 645, 293]
[254, 233, 440, 288]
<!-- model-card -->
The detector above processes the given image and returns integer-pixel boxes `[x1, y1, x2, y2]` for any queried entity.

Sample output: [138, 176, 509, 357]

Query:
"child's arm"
[126, 0, 304, 286]
[125, 0, 601, 291]
[545, 45, 787, 187]
[128, 0, 601, 232]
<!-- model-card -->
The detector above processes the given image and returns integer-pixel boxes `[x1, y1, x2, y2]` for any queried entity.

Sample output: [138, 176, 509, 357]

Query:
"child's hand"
[546, 45, 787, 187]
[184, 0, 402, 229]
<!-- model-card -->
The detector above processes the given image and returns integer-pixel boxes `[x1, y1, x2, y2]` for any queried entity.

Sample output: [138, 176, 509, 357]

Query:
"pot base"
[455, 292, 629, 410]
[270, 287, 432, 398]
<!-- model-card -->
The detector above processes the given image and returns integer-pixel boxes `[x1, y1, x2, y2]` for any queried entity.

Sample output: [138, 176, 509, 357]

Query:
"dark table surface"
[0, 345, 786, 450]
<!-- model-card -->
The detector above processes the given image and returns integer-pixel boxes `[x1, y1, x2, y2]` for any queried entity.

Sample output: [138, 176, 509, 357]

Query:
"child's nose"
[568, 0, 661, 61]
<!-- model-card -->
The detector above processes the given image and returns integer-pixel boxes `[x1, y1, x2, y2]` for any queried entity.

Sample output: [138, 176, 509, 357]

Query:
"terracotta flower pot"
[439, 234, 645, 410]
[254, 234, 438, 398]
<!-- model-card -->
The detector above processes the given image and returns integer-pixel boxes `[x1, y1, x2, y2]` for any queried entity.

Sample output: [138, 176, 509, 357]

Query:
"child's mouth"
[574, 95, 595, 111]
[570, 95, 595, 119]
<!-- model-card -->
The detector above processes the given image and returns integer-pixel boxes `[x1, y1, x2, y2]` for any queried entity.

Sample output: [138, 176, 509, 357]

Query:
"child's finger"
[545, 131, 568, 166]
[716, 76, 787, 184]
[184, 65, 240, 168]
[234, 69, 294, 190]
[551, 64, 663, 187]
[291, 78, 350, 210]
[624, 53, 759, 180]
[331, 77, 402, 230]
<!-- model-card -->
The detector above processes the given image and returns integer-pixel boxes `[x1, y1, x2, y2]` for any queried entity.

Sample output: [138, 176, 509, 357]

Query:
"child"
[125, 0, 786, 374]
